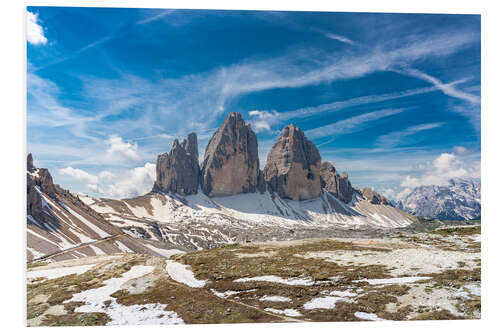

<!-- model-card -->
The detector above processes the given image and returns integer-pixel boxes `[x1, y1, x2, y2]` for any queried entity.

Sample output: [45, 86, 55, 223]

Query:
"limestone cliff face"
[263, 125, 322, 201]
[152, 133, 200, 195]
[320, 161, 354, 204]
[201, 112, 261, 197]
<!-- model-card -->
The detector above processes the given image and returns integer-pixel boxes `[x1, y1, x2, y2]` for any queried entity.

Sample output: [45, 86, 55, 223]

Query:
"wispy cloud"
[375, 122, 444, 148]
[312, 28, 355, 45]
[136, 9, 175, 24]
[395, 68, 480, 104]
[306, 108, 405, 143]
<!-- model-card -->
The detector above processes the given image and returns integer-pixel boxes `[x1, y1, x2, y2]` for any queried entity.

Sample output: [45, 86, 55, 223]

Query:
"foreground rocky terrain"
[27, 225, 480, 326]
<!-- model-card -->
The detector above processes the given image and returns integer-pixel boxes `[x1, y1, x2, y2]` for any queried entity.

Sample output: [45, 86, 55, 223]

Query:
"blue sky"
[26, 7, 481, 199]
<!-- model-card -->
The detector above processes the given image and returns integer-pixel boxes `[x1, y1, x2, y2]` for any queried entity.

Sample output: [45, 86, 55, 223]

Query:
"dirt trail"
[30, 233, 127, 263]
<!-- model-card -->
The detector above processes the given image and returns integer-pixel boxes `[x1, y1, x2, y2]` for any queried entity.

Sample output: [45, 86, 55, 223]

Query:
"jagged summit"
[320, 161, 353, 204]
[200, 112, 261, 197]
[27, 153, 34, 172]
[152, 132, 200, 196]
[263, 124, 322, 201]
[361, 187, 392, 206]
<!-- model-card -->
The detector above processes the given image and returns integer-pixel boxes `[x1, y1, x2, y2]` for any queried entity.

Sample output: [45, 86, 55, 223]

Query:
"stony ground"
[26, 225, 480, 326]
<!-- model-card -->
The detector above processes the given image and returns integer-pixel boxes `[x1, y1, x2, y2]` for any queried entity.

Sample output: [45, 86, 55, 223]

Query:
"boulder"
[263, 124, 322, 201]
[200, 112, 261, 197]
[152, 133, 200, 195]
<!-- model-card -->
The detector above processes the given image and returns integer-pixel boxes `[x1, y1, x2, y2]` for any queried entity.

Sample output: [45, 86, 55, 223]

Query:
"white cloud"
[58, 162, 155, 199]
[59, 167, 99, 184]
[98, 170, 115, 181]
[248, 110, 280, 133]
[453, 146, 468, 155]
[398, 152, 479, 191]
[106, 135, 140, 160]
[27, 11, 47, 45]
[102, 163, 156, 198]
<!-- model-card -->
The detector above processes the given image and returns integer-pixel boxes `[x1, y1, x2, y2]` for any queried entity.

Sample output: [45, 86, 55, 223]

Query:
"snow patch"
[27, 264, 95, 281]
[165, 260, 206, 288]
[144, 244, 185, 258]
[264, 308, 302, 317]
[115, 241, 133, 253]
[303, 296, 345, 310]
[354, 276, 431, 285]
[65, 265, 182, 325]
[259, 295, 292, 302]
[355, 312, 386, 321]
[234, 275, 314, 286]
[210, 289, 241, 299]
[89, 244, 106, 255]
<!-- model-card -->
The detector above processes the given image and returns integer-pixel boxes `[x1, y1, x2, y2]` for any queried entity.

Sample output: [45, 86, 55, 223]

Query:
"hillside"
[83, 189, 416, 250]
[26, 154, 165, 262]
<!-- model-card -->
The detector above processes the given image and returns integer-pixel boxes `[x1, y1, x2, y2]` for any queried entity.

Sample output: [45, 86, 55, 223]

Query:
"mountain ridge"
[397, 178, 481, 220]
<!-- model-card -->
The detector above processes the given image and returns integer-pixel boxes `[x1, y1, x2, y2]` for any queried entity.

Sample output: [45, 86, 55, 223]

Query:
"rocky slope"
[264, 125, 322, 201]
[26, 154, 159, 262]
[85, 188, 416, 251]
[397, 178, 481, 220]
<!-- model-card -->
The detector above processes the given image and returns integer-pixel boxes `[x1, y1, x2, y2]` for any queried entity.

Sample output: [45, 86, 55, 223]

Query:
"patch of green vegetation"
[429, 267, 481, 289]
[412, 309, 464, 320]
[42, 312, 110, 326]
[432, 226, 481, 236]
[112, 277, 281, 324]
[27, 261, 50, 269]
[27, 303, 49, 319]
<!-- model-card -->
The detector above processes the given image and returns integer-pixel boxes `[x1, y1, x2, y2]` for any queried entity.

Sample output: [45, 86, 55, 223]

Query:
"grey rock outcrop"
[26, 154, 60, 216]
[201, 112, 261, 197]
[263, 124, 322, 201]
[152, 133, 200, 195]
[361, 187, 392, 206]
[320, 161, 353, 204]
[27, 153, 34, 172]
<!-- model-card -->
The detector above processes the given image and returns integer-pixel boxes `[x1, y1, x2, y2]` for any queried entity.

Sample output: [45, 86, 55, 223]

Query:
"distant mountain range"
[396, 178, 481, 220]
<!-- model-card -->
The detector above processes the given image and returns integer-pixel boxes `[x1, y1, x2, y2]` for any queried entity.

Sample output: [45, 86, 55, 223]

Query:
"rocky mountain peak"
[201, 112, 261, 197]
[361, 187, 392, 206]
[152, 133, 200, 196]
[263, 124, 322, 201]
[182, 132, 198, 163]
[27, 153, 34, 172]
[320, 161, 353, 204]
